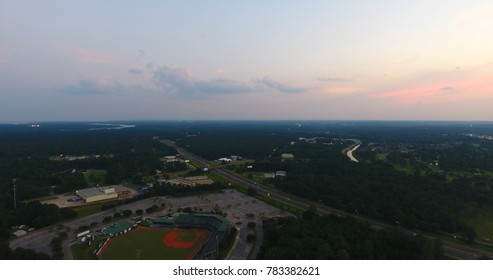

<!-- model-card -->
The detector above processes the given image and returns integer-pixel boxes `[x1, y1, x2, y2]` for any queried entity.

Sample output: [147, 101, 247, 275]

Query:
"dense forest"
[2, 120, 493, 259]
[259, 213, 443, 259]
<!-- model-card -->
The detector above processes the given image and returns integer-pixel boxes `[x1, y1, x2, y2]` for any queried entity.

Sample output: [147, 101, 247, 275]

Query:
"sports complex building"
[95, 213, 231, 260]
[76, 185, 132, 203]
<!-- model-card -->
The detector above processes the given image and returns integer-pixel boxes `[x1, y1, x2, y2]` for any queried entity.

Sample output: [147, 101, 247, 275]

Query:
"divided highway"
[172, 142, 493, 260]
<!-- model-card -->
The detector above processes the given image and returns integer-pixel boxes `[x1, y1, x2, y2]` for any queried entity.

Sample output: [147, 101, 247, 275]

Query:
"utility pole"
[13, 179, 17, 209]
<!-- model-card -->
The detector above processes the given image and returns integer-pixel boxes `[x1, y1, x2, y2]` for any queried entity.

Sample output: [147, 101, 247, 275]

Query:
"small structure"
[162, 155, 180, 163]
[13, 230, 27, 237]
[76, 187, 118, 203]
[77, 230, 91, 238]
[281, 153, 295, 160]
[263, 173, 276, 179]
[218, 158, 232, 163]
[102, 221, 133, 237]
[275, 171, 287, 177]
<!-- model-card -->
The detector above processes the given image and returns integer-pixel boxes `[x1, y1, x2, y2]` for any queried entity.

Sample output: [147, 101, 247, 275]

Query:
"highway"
[172, 142, 493, 260]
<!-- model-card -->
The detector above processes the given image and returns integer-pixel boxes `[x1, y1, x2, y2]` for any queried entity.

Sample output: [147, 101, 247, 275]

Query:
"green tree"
[247, 233, 256, 243]
[122, 209, 132, 217]
[302, 205, 317, 220]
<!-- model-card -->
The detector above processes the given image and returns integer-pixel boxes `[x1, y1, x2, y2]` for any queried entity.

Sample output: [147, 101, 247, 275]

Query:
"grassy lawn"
[74, 205, 101, 218]
[427, 232, 493, 254]
[467, 215, 493, 244]
[375, 153, 388, 161]
[167, 170, 190, 179]
[84, 169, 106, 186]
[100, 227, 210, 260]
[181, 156, 203, 169]
[393, 163, 414, 175]
[159, 139, 174, 146]
[71, 237, 106, 260]
[208, 172, 234, 185]
[29, 195, 58, 203]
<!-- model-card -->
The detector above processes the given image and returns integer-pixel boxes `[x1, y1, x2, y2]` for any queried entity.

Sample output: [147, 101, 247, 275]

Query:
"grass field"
[84, 169, 106, 186]
[467, 215, 493, 244]
[72, 237, 107, 260]
[98, 227, 210, 260]
[74, 204, 101, 218]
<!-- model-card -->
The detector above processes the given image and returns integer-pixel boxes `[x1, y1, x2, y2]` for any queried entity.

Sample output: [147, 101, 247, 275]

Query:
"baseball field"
[97, 226, 211, 260]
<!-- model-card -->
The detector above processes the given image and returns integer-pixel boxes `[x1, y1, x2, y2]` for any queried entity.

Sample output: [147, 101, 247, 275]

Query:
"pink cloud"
[216, 68, 226, 75]
[324, 86, 360, 95]
[374, 64, 493, 104]
[377, 84, 452, 104]
[73, 47, 118, 65]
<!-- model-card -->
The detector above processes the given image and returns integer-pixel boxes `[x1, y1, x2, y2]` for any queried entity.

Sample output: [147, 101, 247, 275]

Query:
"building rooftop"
[77, 187, 115, 198]
[103, 221, 132, 236]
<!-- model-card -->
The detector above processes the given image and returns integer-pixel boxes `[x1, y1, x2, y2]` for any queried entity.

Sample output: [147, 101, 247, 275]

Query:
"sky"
[1, 0, 493, 122]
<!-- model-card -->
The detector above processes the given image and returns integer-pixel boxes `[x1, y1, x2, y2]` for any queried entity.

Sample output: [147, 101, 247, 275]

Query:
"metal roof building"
[76, 186, 118, 203]
[102, 221, 133, 237]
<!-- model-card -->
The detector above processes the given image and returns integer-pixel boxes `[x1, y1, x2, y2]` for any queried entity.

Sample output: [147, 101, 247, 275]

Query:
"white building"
[281, 153, 294, 159]
[275, 171, 287, 177]
[76, 187, 118, 203]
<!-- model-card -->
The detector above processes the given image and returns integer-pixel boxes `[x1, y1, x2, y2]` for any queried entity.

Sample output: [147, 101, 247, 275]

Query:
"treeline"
[0, 127, 178, 201]
[258, 214, 443, 260]
[12, 201, 77, 229]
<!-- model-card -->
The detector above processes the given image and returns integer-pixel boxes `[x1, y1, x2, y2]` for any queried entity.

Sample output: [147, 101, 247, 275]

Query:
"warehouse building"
[76, 186, 118, 203]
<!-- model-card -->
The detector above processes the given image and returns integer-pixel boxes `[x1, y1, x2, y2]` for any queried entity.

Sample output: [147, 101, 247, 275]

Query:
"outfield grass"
[100, 227, 210, 260]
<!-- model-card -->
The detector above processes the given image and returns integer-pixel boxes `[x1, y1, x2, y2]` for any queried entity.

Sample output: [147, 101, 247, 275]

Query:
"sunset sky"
[1, 0, 492, 122]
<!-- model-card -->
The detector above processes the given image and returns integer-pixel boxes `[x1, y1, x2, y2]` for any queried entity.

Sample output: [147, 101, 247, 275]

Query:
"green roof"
[103, 221, 132, 236]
